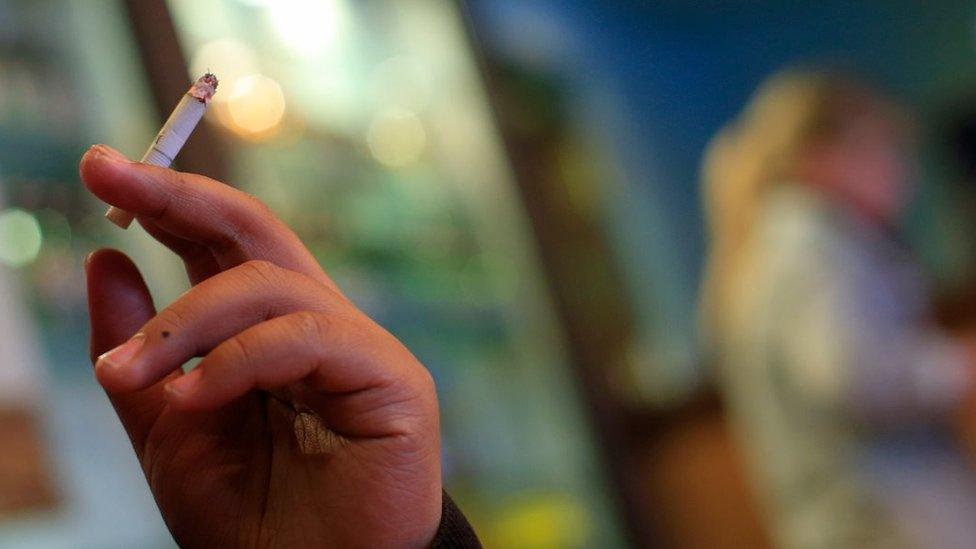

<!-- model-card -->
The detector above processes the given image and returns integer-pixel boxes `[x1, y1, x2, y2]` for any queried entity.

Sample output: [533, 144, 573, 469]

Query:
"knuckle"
[155, 305, 191, 332]
[237, 259, 280, 285]
[210, 192, 272, 252]
[242, 192, 274, 217]
[220, 335, 253, 365]
[417, 366, 437, 393]
[291, 311, 333, 343]
[213, 214, 250, 252]
[404, 361, 437, 401]
[225, 336, 250, 362]
[233, 192, 273, 223]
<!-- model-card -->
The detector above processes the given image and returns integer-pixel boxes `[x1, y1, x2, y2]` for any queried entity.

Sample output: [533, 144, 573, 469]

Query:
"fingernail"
[96, 333, 146, 372]
[165, 367, 202, 398]
[103, 145, 128, 161]
[92, 144, 127, 163]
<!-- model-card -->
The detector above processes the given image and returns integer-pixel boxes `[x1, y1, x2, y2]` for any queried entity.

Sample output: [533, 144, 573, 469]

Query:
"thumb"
[86, 248, 170, 457]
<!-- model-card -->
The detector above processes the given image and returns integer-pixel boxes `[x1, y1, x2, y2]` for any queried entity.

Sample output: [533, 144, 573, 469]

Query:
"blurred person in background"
[701, 69, 976, 549]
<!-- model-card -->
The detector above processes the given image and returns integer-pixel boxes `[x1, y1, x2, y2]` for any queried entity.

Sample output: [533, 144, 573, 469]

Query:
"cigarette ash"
[189, 73, 219, 104]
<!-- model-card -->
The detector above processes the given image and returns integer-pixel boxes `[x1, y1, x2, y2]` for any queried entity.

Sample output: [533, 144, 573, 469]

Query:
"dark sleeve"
[430, 491, 482, 548]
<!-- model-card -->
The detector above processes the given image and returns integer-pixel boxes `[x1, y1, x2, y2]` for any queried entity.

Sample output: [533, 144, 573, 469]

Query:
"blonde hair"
[700, 69, 897, 347]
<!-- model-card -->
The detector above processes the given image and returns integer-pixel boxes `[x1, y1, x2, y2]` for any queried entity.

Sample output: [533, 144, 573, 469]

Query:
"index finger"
[80, 144, 336, 290]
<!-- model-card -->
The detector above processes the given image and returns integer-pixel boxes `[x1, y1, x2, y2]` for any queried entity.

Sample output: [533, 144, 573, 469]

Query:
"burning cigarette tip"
[190, 72, 219, 104]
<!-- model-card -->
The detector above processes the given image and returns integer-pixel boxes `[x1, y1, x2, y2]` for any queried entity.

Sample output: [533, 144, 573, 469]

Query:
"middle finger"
[94, 259, 350, 393]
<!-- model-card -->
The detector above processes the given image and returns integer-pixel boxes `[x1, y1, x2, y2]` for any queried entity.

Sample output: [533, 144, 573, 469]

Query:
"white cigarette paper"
[105, 73, 219, 229]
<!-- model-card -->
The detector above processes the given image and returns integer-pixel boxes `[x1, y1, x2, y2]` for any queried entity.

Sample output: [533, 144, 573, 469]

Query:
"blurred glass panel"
[165, 0, 624, 546]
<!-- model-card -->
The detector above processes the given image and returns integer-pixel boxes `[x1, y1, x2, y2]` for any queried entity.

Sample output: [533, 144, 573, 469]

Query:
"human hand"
[80, 145, 441, 548]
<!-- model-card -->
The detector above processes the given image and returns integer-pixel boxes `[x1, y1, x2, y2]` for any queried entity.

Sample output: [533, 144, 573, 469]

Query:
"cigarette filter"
[105, 73, 218, 229]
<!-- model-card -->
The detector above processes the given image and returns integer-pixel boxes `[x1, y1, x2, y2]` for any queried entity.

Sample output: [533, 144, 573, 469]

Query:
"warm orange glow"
[225, 74, 287, 138]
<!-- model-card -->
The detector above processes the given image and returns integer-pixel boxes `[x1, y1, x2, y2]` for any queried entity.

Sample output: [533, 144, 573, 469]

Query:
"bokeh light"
[266, 0, 343, 57]
[366, 108, 427, 168]
[0, 208, 43, 267]
[225, 74, 287, 138]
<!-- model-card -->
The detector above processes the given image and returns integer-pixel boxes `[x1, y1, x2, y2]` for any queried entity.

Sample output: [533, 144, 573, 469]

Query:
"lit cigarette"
[105, 73, 219, 229]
